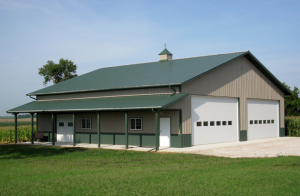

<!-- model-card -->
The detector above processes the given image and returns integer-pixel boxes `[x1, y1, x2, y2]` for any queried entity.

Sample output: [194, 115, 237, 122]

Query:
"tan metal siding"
[167, 56, 285, 133]
[38, 87, 179, 101]
[37, 113, 52, 132]
[128, 111, 155, 134]
[72, 110, 179, 134]
[100, 111, 156, 134]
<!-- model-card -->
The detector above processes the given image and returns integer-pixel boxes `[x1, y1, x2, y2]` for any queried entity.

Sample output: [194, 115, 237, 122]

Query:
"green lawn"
[0, 145, 299, 196]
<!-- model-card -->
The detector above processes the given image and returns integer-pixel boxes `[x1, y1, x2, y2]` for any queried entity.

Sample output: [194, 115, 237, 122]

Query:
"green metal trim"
[238, 98, 244, 141]
[31, 113, 34, 144]
[280, 128, 285, 137]
[239, 130, 247, 141]
[73, 113, 76, 146]
[52, 113, 55, 145]
[182, 134, 192, 147]
[125, 111, 128, 149]
[14, 113, 18, 144]
[171, 134, 182, 148]
[155, 111, 159, 150]
[278, 100, 283, 137]
[97, 112, 100, 147]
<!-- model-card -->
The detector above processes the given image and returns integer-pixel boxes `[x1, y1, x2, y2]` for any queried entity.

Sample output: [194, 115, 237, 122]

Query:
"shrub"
[285, 117, 300, 137]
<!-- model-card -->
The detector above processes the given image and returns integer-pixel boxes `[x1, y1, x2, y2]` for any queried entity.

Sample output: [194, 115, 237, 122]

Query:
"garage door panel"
[192, 96, 238, 145]
[247, 99, 279, 140]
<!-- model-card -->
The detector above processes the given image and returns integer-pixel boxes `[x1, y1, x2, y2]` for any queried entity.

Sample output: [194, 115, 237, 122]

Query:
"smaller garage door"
[247, 99, 279, 140]
[192, 96, 239, 145]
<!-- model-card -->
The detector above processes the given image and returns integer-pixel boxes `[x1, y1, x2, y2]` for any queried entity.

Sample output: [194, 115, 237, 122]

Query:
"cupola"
[159, 48, 173, 61]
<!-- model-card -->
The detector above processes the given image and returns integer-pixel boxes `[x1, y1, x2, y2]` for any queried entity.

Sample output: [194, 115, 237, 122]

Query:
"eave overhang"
[7, 93, 189, 114]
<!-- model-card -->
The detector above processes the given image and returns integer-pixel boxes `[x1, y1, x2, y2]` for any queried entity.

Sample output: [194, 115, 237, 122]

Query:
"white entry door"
[57, 114, 73, 142]
[160, 118, 170, 147]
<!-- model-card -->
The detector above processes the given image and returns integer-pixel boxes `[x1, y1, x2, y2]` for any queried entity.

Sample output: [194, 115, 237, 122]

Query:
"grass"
[0, 118, 36, 127]
[0, 145, 299, 195]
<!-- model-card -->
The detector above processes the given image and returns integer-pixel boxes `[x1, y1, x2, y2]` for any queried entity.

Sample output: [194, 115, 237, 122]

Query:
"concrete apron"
[17, 137, 300, 158]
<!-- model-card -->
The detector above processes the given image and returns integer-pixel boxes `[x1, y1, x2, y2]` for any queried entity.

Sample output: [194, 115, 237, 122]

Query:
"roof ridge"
[97, 50, 249, 70]
[171, 50, 249, 61]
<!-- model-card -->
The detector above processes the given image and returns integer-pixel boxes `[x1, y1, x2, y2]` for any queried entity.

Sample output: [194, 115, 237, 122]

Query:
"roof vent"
[159, 48, 173, 61]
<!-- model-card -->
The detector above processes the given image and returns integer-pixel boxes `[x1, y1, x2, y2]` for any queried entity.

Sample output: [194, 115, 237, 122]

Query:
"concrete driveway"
[159, 137, 300, 158]
[19, 137, 300, 158]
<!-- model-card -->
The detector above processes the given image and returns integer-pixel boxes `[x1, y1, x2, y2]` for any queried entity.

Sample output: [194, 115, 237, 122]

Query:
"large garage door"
[247, 99, 279, 140]
[191, 96, 239, 145]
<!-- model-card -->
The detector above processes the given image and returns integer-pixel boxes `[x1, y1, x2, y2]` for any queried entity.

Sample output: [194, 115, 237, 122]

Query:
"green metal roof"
[7, 93, 188, 113]
[28, 51, 291, 96]
[159, 48, 173, 55]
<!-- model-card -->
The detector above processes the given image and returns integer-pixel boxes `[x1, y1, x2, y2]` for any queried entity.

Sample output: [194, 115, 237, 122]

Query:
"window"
[210, 121, 215, 126]
[68, 122, 73, 127]
[228, 121, 232, 125]
[204, 121, 208, 126]
[254, 120, 258, 124]
[259, 120, 262, 124]
[216, 121, 221, 126]
[197, 121, 202, 127]
[59, 122, 64, 127]
[263, 120, 266, 124]
[271, 120, 274, 124]
[81, 118, 91, 129]
[250, 120, 253, 124]
[267, 120, 270, 124]
[222, 121, 227, 126]
[130, 118, 142, 130]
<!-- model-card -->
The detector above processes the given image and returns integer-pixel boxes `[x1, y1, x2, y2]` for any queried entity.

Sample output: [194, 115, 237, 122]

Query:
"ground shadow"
[0, 144, 88, 160]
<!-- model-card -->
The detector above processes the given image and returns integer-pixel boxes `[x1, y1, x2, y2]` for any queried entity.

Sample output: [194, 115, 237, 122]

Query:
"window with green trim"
[130, 118, 142, 130]
[81, 118, 91, 129]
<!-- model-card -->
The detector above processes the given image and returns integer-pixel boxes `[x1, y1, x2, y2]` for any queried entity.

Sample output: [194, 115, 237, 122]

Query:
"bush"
[0, 126, 37, 143]
[285, 117, 300, 136]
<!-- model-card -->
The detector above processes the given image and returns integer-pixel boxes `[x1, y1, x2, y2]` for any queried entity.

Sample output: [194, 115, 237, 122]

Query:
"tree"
[38, 58, 78, 85]
[282, 82, 300, 116]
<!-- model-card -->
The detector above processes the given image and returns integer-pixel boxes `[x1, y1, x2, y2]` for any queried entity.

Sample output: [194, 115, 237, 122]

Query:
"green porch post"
[125, 111, 128, 149]
[14, 113, 18, 144]
[31, 113, 34, 144]
[155, 111, 159, 151]
[73, 113, 76, 146]
[52, 113, 55, 145]
[97, 112, 100, 148]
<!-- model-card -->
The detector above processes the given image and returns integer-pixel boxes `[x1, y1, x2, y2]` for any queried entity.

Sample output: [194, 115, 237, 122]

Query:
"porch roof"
[7, 93, 188, 113]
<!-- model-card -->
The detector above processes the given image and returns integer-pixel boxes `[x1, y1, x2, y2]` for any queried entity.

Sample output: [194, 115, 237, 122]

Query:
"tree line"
[283, 83, 300, 116]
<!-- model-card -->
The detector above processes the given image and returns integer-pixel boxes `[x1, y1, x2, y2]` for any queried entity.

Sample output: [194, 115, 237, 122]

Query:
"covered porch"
[7, 93, 188, 150]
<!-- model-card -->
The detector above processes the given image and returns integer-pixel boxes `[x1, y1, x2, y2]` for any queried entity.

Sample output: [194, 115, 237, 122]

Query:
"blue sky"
[0, 0, 299, 116]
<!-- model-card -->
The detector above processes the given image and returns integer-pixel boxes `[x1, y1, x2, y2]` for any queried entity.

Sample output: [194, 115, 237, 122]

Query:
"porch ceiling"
[7, 93, 188, 113]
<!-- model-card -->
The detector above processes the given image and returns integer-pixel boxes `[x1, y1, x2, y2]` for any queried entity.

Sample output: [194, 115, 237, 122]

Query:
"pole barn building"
[7, 49, 291, 149]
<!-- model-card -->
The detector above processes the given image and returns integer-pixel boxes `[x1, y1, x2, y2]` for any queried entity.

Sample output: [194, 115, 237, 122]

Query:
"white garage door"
[247, 99, 279, 140]
[191, 96, 239, 145]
